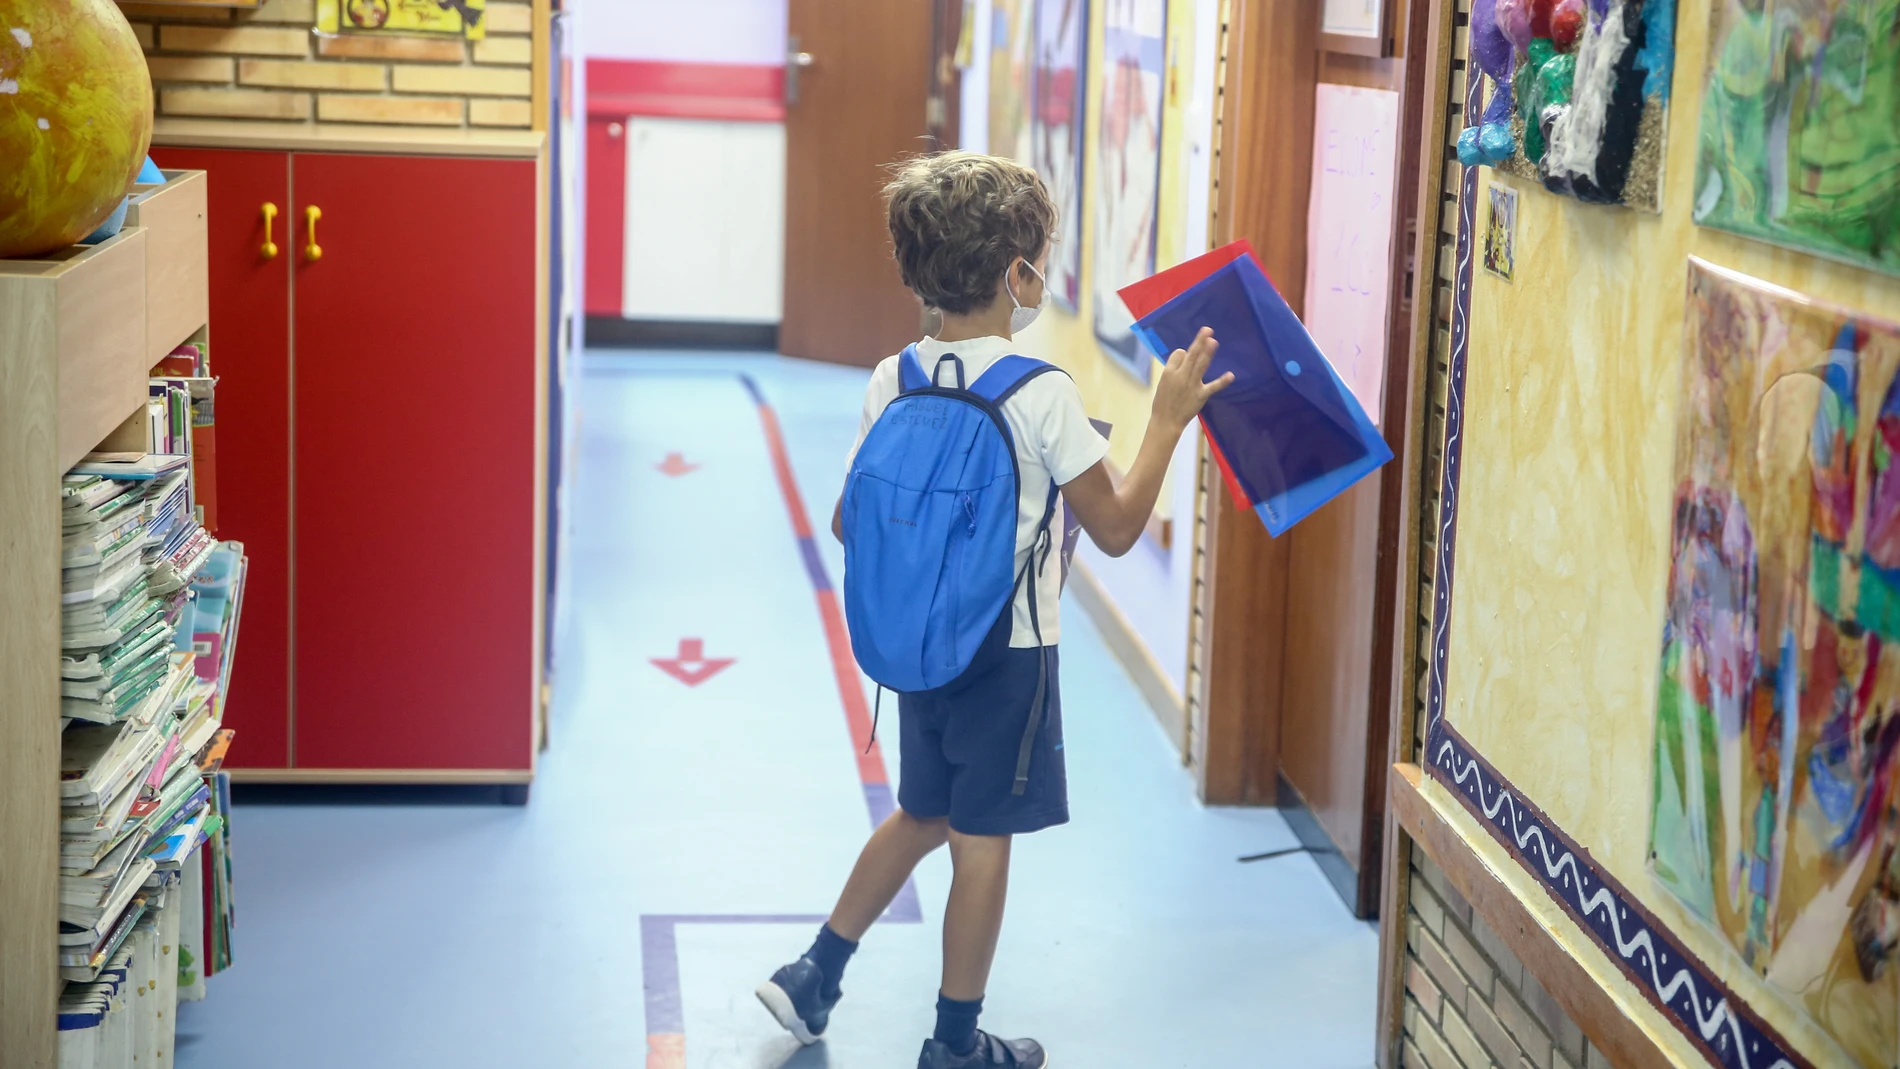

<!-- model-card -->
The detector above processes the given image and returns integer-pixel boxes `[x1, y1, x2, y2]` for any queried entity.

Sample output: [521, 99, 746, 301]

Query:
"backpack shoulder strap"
[970, 355, 1066, 407]
[897, 344, 930, 394]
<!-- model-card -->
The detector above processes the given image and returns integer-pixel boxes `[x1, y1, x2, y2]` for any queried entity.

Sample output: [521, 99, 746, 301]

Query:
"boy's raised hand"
[1151, 327, 1232, 432]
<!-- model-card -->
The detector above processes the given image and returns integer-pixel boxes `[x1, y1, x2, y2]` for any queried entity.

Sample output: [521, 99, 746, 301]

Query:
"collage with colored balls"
[1456, 0, 1679, 210]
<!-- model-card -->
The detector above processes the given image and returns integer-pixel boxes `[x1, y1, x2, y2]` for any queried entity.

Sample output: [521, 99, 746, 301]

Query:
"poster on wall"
[1091, 0, 1168, 381]
[1650, 258, 1900, 1068]
[1455, 0, 1676, 211]
[316, 0, 487, 39]
[1483, 182, 1517, 281]
[1322, 0, 1384, 39]
[1691, 0, 1899, 276]
[1304, 84, 1400, 419]
[989, 0, 1036, 162]
[1033, 0, 1089, 312]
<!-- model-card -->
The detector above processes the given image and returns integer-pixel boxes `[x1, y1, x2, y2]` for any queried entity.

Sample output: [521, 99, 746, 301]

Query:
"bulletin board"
[1425, 0, 1900, 1061]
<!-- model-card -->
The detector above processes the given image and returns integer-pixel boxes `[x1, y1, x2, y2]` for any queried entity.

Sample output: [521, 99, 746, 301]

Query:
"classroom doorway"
[780, 0, 941, 366]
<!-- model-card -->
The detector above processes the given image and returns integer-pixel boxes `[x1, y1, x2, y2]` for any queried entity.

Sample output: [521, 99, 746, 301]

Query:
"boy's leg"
[828, 808, 950, 940]
[940, 830, 1011, 1000]
[757, 808, 947, 1046]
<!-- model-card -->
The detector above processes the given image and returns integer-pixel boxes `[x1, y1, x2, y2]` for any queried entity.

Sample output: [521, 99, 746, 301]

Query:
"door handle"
[304, 205, 322, 262]
[785, 35, 815, 105]
[260, 202, 279, 260]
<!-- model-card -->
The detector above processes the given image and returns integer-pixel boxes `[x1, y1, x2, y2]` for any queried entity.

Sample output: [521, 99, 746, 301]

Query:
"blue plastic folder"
[1130, 252, 1392, 537]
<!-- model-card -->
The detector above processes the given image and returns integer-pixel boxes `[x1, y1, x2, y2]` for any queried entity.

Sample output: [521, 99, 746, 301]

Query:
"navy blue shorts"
[896, 611, 1068, 837]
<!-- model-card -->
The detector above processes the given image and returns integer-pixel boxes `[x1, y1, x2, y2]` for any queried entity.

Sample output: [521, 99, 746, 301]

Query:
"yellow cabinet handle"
[304, 205, 323, 262]
[260, 202, 279, 260]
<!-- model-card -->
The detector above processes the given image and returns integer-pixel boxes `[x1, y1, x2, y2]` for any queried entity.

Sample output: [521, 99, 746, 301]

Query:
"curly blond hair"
[884, 152, 1055, 315]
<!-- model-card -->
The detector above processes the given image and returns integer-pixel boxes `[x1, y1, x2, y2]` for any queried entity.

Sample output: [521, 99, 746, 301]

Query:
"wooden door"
[289, 152, 538, 772]
[149, 146, 294, 770]
[781, 0, 936, 366]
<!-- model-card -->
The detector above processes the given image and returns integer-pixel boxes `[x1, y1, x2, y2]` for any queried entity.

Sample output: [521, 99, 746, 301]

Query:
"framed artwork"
[1483, 182, 1517, 282]
[1691, 0, 1900, 275]
[316, 0, 486, 39]
[1091, 0, 1168, 381]
[1032, 0, 1089, 311]
[1650, 258, 1900, 1067]
[989, 0, 1036, 162]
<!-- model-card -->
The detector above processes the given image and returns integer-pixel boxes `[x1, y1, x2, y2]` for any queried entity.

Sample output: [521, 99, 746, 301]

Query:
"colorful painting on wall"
[1691, 0, 1900, 276]
[1650, 258, 1900, 1068]
[1091, 0, 1168, 381]
[316, 0, 486, 39]
[1033, 0, 1089, 312]
[990, 0, 1036, 162]
[1483, 182, 1518, 281]
[1455, 0, 1677, 210]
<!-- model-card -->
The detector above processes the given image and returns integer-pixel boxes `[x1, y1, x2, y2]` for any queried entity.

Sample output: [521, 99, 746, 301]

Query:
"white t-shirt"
[846, 335, 1110, 648]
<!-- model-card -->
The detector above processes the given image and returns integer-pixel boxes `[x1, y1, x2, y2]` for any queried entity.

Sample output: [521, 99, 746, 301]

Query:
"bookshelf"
[0, 170, 245, 1067]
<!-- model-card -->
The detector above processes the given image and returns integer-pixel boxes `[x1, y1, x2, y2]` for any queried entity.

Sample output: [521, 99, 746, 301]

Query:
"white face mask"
[1007, 258, 1046, 335]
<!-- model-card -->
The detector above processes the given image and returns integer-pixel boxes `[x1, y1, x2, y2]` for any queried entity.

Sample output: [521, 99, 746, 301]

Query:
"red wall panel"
[584, 118, 627, 318]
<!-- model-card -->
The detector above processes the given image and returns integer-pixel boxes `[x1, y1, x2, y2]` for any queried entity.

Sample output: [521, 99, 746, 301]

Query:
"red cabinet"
[151, 145, 541, 780]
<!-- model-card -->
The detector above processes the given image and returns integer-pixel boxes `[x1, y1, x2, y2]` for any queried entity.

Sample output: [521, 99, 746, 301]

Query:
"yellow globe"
[0, 0, 154, 258]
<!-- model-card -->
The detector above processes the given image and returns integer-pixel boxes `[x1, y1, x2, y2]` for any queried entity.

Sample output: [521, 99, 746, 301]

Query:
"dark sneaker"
[754, 958, 839, 1045]
[917, 1031, 1049, 1068]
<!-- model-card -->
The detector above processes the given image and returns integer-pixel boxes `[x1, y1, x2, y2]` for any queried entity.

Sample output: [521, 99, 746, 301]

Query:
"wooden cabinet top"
[152, 119, 547, 160]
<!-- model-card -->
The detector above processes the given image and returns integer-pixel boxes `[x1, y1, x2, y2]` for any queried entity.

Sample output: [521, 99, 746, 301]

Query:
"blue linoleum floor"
[174, 351, 1378, 1068]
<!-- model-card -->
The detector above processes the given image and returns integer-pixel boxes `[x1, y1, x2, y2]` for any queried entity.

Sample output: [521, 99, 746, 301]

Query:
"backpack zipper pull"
[962, 495, 977, 535]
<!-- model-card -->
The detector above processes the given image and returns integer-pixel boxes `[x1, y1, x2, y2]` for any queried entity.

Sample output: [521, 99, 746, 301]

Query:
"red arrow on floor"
[651, 638, 735, 687]
[656, 452, 700, 477]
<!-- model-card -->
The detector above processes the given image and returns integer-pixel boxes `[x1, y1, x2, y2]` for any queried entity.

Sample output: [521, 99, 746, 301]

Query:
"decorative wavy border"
[1414, 64, 1812, 1069]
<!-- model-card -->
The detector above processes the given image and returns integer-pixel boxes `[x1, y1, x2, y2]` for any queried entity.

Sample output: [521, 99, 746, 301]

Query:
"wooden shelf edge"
[225, 768, 533, 785]
[152, 118, 548, 159]
[1388, 763, 1695, 1069]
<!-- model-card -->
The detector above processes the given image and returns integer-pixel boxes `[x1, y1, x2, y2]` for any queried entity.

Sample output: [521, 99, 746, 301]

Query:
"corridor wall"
[960, 0, 1225, 746]
[582, 0, 787, 330]
[1390, 0, 1900, 1061]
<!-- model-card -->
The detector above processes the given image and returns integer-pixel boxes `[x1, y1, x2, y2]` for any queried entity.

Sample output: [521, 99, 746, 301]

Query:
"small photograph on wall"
[1456, 0, 1677, 210]
[316, 0, 486, 39]
[1650, 258, 1900, 1068]
[1692, 0, 1899, 276]
[1483, 182, 1517, 282]
[990, 0, 1037, 162]
[1092, 0, 1168, 381]
[1033, 0, 1089, 312]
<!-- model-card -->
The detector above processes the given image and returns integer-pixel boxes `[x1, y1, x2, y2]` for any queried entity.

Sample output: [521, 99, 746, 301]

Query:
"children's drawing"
[316, 0, 486, 40]
[1455, 0, 1677, 210]
[1091, 0, 1169, 381]
[1484, 182, 1518, 282]
[1033, 0, 1089, 311]
[989, 0, 1036, 162]
[1651, 258, 1900, 1067]
[1692, 0, 1900, 275]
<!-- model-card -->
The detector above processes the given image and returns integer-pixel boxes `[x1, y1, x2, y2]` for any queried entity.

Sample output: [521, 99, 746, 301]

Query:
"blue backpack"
[842, 346, 1064, 794]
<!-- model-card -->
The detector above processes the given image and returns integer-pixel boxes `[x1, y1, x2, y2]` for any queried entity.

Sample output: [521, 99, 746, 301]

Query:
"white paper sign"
[1323, 0, 1385, 37]
[1303, 83, 1401, 422]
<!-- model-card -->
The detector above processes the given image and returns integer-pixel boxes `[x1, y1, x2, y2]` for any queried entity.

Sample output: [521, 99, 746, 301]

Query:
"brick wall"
[121, 0, 536, 129]
[1401, 847, 1612, 1069]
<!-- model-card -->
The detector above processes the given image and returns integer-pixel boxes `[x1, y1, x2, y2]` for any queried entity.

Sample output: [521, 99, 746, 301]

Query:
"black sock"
[934, 993, 983, 1055]
[805, 925, 858, 998]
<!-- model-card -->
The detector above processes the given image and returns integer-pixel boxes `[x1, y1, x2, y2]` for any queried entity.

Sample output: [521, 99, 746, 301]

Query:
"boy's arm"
[1063, 328, 1229, 558]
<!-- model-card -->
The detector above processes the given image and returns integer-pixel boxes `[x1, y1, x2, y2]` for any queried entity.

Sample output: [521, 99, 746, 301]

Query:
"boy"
[757, 152, 1229, 1069]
